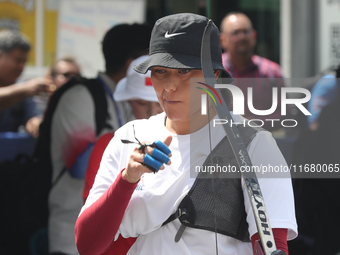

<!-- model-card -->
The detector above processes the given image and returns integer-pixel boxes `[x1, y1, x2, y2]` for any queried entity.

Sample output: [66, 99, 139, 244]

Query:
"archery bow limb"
[200, 19, 285, 255]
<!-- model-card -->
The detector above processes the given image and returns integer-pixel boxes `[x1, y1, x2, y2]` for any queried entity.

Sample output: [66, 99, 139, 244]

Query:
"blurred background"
[1, 1, 340, 255]
[1, 0, 338, 80]
[1, 0, 338, 164]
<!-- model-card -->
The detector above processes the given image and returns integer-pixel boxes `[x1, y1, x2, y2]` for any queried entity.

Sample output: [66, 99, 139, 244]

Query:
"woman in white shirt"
[75, 13, 297, 255]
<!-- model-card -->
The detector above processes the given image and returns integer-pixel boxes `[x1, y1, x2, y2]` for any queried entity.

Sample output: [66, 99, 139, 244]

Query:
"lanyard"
[97, 76, 123, 128]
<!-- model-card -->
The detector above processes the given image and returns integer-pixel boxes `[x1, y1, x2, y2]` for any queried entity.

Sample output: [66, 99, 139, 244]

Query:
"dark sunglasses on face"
[58, 72, 80, 79]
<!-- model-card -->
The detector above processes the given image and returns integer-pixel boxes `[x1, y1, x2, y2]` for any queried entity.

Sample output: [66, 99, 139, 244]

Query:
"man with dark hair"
[0, 30, 51, 135]
[102, 23, 153, 82]
[47, 23, 152, 255]
[220, 12, 284, 130]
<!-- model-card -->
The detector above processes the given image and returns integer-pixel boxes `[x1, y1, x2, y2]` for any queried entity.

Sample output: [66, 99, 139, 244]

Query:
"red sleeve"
[75, 169, 138, 255]
[83, 132, 115, 203]
[251, 228, 288, 255]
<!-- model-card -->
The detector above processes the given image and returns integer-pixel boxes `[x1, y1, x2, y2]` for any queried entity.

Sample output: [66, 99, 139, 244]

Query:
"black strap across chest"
[162, 124, 263, 242]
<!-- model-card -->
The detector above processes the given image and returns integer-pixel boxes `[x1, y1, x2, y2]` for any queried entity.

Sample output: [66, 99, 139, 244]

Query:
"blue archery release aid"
[143, 154, 162, 173]
[120, 126, 172, 173]
[152, 148, 171, 164]
[153, 140, 171, 155]
[139, 140, 172, 173]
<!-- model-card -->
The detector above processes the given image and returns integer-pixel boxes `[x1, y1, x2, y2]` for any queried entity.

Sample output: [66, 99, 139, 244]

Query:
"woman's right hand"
[123, 136, 172, 183]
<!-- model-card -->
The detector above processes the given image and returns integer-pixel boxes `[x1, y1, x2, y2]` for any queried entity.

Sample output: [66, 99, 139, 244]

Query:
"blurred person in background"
[307, 72, 337, 131]
[290, 64, 340, 255]
[47, 23, 152, 255]
[82, 55, 162, 255]
[113, 55, 162, 120]
[49, 56, 81, 90]
[34, 56, 81, 114]
[32, 56, 82, 137]
[306, 64, 340, 255]
[0, 29, 51, 137]
[220, 12, 284, 130]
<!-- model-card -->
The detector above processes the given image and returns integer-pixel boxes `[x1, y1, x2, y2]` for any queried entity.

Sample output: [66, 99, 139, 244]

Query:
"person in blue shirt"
[307, 73, 337, 130]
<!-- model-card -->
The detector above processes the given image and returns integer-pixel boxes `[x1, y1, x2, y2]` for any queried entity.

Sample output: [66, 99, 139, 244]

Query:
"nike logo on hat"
[164, 31, 186, 38]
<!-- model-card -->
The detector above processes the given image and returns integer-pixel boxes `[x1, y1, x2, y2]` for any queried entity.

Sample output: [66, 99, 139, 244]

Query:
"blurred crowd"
[0, 10, 339, 255]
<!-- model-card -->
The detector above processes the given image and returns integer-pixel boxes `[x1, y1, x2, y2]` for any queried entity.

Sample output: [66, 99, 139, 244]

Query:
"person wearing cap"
[113, 55, 162, 120]
[83, 55, 162, 201]
[75, 13, 297, 255]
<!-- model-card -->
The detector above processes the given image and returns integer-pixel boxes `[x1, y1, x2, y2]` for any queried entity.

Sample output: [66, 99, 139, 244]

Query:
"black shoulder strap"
[162, 124, 263, 242]
[33, 77, 82, 164]
[33, 77, 110, 184]
[82, 78, 112, 136]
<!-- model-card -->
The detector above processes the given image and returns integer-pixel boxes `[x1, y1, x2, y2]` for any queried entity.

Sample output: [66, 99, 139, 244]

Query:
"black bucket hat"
[134, 13, 231, 78]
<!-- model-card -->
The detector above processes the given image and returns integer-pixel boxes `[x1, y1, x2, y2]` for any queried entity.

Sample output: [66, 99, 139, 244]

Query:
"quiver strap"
[163, 124, 263, 242]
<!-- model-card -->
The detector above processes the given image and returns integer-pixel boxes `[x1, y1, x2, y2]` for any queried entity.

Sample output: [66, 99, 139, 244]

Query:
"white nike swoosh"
[164, 31, 186, 38]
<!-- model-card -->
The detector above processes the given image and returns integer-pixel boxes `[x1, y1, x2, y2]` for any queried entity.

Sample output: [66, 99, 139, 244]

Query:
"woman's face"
[151, 67, 202, 123]
[151, 67, 220, 125]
